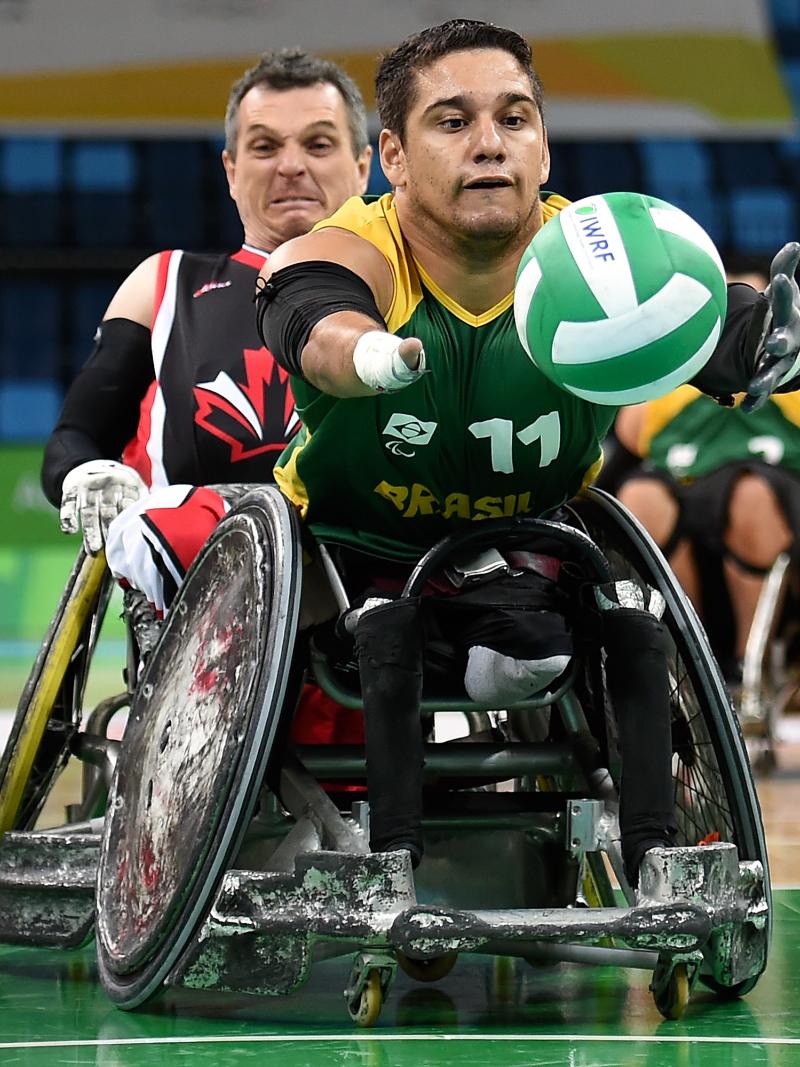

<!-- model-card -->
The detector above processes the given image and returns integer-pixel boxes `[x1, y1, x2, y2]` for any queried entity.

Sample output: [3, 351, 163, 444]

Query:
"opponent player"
[41, 49, 371, 614]
[40, 49, 372, 749]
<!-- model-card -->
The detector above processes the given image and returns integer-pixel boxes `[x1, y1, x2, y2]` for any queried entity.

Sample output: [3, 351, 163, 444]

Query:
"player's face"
[223, 82, 371, 250]
[382, 49, 550, 249]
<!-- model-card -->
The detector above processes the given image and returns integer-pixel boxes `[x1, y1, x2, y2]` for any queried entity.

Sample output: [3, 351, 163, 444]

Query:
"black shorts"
[620, 460, 800, 563]
[329, 543, 575, 687]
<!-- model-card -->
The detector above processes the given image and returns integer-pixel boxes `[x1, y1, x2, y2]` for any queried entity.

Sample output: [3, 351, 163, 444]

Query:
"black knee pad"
[721, 546, 773, 578]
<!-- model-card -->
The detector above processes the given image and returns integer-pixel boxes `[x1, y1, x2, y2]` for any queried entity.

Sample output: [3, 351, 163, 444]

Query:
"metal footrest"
[167, 841, 766, 999]
[0, 831, 100, 947]
[168, 849, 416, 996]
[389, 900, 711, 957]
[389, 844, 765, 965]
[641, 843, 768, 987]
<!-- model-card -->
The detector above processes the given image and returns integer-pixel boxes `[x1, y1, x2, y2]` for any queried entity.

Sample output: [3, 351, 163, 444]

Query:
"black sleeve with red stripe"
[41, 318, 155, 506]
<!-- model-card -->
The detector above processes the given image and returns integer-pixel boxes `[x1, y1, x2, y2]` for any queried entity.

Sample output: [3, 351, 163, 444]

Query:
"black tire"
[569, 488, 770, 996]
[95, 486, 303, 1009]
[0, 550, 112, 832]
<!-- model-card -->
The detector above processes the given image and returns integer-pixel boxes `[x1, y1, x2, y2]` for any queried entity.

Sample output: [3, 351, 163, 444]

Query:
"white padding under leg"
[464, 645, 570, 705]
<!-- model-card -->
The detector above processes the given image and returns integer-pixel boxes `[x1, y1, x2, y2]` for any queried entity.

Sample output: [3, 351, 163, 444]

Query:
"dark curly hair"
[376, 19, 544, 142]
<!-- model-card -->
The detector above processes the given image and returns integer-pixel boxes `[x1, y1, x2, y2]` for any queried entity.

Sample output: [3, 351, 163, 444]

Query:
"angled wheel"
[96, 486, 303, 1009]
[652, 959, 690, 1021]
[740, 553, 791, 774]
[347, 969, 383, 1027]
[569, 488, 770, 997]
[0, 550, 113, 832]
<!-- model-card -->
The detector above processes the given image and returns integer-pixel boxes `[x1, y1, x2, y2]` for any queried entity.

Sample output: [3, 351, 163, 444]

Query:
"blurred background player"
[41, 49, 371, 598]
[39, 47, 372, 746]
[610, 252, 800, 689]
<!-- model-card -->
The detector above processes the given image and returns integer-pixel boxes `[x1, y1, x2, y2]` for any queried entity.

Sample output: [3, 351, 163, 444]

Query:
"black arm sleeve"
[255, 261, 386, 378]
[689, 283, 769, 401]
[41, 318, 154, 506]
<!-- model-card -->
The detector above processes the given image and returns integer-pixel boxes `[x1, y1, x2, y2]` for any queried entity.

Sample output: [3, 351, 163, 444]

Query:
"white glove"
[60, 459, 147, 555]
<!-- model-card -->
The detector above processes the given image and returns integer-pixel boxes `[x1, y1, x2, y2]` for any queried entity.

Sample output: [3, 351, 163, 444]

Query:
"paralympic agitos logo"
[382, 413, 438, 457]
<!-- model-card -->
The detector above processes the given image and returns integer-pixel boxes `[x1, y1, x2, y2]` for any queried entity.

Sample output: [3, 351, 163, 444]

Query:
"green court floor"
[0, 892, 798, 1066]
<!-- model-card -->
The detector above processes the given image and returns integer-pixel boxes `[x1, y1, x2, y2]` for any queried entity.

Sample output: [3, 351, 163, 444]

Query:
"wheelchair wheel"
[740, 553, 792, 774]
[0, 550, 112, 832]
[570, 488, 770, 996]
[95, 486, 303, 1009]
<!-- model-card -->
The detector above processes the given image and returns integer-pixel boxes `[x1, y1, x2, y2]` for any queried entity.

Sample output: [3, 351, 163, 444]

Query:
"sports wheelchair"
[680, 540, 800, 775]
[0, 486, 769, 1026]
[737, 553, 800, 772]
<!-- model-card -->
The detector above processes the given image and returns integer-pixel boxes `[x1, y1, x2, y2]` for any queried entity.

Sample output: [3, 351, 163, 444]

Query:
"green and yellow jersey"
[274, 192, 615, 561]
[639, 386, 800, 481]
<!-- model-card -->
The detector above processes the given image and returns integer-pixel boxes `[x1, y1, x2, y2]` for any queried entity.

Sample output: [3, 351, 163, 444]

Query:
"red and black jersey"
[42, 245, 298, 506]
[124, 246, 299, 488]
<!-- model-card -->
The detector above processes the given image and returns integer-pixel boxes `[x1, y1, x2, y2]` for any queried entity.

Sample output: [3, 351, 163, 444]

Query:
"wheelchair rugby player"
[0, 18, 792, 1027]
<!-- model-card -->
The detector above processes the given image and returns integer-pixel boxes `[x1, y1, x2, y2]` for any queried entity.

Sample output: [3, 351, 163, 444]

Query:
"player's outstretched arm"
[256, 229, 427, 398]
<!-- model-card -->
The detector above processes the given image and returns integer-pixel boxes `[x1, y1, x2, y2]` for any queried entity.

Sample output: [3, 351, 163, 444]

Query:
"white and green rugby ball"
[514, 191, 727, 405]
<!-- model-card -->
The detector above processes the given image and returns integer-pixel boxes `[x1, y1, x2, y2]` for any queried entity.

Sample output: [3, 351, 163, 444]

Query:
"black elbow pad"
[254, 261, 386, 378]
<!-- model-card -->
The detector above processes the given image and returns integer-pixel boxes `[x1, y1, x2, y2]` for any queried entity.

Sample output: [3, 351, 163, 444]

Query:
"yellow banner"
[0, 0, 791, 135]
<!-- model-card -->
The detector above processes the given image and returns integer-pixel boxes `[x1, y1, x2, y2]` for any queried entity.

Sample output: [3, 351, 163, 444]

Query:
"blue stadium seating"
[648, 188, 728, 249]
[712, 142, 782, 188]
[70, 142, 136, 192]
[638, 140, 713, 197]
[207, 138, 243, 249]
[545, 142, 576, 199]
[143, 142, 205, 250]
[572, 143, 640, 196]
[0, 138, 63, 245]
[769, 0, 800, 31]
[0, 380, 62, 440]
[0, 282, 61, 380]
[68, 281, 118, 374]
[367, 148, 391, 196]
[778, 134, 800, 164]
[638, 143, 719, 240]
[783, 59, 800, 114]
[68, 141, 138, 246]
[728, 187, 797, 253]
[0, 138, 61, 192]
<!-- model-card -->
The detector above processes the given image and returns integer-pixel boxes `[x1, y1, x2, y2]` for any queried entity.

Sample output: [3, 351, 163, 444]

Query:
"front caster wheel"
[652, 961, 690, 1020]
[347, 968, 383, 1027]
